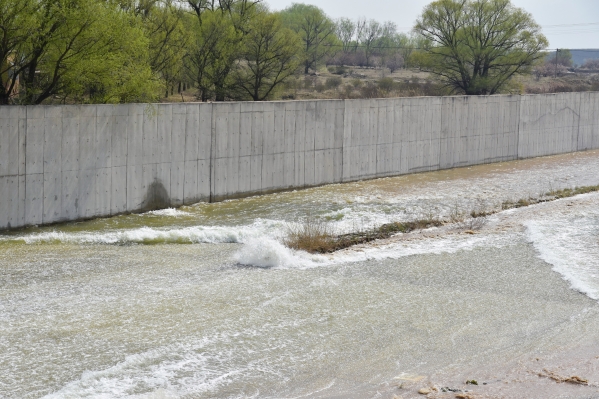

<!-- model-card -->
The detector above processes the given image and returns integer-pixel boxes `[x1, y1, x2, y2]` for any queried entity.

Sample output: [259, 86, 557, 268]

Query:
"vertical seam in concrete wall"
[24, 107, 28, 218]
[341, 99, 345, 181]
[182, 104, 189, 202]
[209, 103, 216, 203]
[576, 92, 582, 151]
[261, 106, 265, 189]
[516, 95, 521, 159]
[439, 98, 443, 168]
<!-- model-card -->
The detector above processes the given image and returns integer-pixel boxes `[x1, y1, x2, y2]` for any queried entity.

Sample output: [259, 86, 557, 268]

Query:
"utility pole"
[555, 48, 559, 78]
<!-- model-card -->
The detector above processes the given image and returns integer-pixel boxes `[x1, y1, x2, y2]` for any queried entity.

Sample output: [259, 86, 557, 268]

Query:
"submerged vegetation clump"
[284, 184, 599, 254]
[285, 218, 443, 254]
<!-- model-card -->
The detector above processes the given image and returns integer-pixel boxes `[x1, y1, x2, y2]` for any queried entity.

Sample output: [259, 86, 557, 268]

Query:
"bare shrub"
[325, 76, 342, 90]
[462, 216, 488, 231]
[386, 53, 404, 73]
[284, 218, 336, 253]
[582, 59, 599, 70]
[315, 81, 325, 93]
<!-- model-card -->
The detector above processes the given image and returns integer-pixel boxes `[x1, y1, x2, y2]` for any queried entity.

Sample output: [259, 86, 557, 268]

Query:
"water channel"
[1, 150, 599, 398]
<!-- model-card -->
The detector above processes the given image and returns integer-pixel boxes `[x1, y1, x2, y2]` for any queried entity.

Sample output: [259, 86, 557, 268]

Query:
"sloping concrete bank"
[1, 92, 598, 230]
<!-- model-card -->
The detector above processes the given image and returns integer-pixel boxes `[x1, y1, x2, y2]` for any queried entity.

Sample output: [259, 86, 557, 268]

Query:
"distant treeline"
[0, 0, 423, 105]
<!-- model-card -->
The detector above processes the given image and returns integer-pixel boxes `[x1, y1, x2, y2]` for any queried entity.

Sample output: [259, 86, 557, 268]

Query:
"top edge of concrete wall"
[3, 91, 598, 109]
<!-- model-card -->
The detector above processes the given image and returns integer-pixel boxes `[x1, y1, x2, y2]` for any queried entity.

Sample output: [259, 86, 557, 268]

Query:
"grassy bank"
[285, 184, 599, 254]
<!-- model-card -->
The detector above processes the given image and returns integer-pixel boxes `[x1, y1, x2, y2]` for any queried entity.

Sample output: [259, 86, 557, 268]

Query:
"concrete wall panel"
[273, 102, 286, 155]
[95, 167, 112, 217]
[578, 92, 593, 150]
[183, 104, 200, 162]
[238, 156, 252, 193]
[96, 105, 113, 170]
[156, 105, 173, 164]
[140, 163, 156, 210]
[170, 105, 187, 163]
[25, 106, 45, 175]
[0, 106, 24, 177]
[111, 166, 127, 214]
[43, 171, 62, 223]
[62, 106, 80, 173]
[126, 105, 143, 167]
[0, 176, 20, 228]
[25, 173, 43, 225]
[198, 159, 210, 200]
[61, 169, 79, 221]
[240, 107, 253, 157]
[170, 161, 185, 206]
[198, 104, 212, 161]
[111, 105, 129, 168]
[142, 107, 158, 165]
[126, 164, 144, 212]
[183, 160, 198, 204]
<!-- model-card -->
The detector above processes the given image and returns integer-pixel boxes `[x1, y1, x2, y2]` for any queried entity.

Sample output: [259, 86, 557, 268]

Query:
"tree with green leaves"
[413, 0, 548, 95]
[183, 0, 264, 101]
[336, 18, 356, 53]
[233, 12, 301, 100]
[280, 3, 338, 74]
[139, 1, 189, 98]
[0, 0, 160, 105]
[358, 19, 382, 68]
[184, 8, 243, 101]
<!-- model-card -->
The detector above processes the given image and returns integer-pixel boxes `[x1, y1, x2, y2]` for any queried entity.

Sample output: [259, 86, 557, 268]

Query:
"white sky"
[267, 0, 599, 49]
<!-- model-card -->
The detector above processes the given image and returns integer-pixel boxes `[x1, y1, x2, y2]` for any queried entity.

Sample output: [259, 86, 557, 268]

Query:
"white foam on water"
[233, 230, 517, 270]
[525, 209, 599, 301]
[334, 231, 512, 264]
[144, 208, 191, 217]
[233, 237, 331, 269]
[41, 336, 271, 399]
[1, 220, 284, 246]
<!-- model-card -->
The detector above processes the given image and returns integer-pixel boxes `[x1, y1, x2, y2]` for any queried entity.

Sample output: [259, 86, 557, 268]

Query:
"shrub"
[284, 219, 336, 253]
[386, 53, 404, 73]
[303, 76, 316, 90]
[327, 66, 348, 75]
[325, 76, 342, 90]
[582, 59, 599, 69]
[377, 77, 396, 93]
[350, 78, 363, 88]
[359, 82, 380, 98]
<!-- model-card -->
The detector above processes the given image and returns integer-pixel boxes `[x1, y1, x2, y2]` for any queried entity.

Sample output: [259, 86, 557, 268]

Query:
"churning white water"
[1, 150, 599, 398]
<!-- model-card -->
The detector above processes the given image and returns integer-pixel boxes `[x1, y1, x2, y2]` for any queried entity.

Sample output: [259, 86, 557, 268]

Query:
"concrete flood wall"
[1, 92, 598, 230]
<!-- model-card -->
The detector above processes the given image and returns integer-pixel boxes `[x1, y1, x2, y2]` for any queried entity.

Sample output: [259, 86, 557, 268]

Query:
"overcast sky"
[266, 0, 599, 49]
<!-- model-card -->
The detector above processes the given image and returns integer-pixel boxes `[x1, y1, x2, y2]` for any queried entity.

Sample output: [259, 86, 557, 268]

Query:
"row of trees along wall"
[1, 0, 558, 105]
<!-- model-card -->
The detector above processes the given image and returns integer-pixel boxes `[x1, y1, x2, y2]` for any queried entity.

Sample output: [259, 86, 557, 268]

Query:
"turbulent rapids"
[1, 150, 599, 398]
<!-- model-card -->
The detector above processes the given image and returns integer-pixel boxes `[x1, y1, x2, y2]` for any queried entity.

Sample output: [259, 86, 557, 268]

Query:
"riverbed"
[1, 150, 599, 398]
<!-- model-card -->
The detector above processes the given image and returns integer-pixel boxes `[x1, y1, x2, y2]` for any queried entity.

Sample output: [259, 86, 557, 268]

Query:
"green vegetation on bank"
[1, 0, 563, 105]
[285, 184, 599, 254]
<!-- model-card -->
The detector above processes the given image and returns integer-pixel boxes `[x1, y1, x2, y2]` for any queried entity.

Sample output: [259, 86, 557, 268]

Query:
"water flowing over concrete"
[1, 92, 598, 229]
